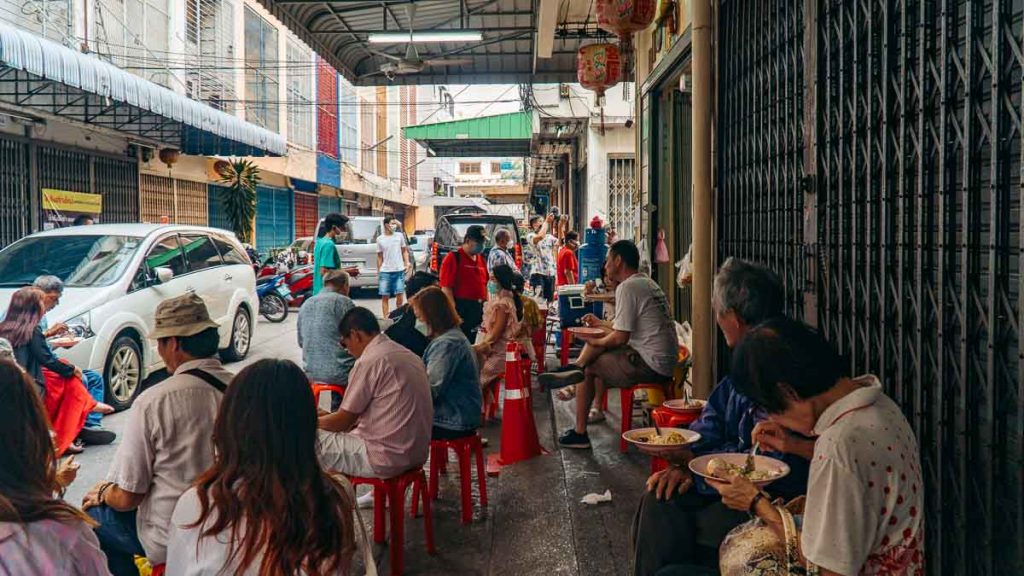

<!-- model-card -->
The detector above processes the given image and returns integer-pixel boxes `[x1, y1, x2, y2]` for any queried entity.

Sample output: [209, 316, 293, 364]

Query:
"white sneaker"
[356, 490, 375, 509]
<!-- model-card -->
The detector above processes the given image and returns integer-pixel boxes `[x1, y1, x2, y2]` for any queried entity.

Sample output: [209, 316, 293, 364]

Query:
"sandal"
[587, 408, 606, 424]
[556, 385, 577, 401]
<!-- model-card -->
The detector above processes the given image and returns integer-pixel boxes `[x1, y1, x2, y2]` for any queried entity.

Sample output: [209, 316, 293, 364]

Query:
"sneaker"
[558, 429, 591, 449]
[78, 427, 116, 446]
[356, 490, 375, 509]
[65, 438, 86, 455]
[539, 370, 585, 390]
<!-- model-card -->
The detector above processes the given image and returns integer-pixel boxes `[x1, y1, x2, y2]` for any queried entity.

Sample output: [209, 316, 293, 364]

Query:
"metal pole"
[690, 0, 714, 398]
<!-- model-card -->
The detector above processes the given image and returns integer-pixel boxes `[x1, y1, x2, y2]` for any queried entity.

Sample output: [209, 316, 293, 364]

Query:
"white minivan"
[0, 224, 258, 410]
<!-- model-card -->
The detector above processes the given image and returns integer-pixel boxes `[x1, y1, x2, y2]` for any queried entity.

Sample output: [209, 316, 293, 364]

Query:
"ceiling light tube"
[368, 31, 483, 43]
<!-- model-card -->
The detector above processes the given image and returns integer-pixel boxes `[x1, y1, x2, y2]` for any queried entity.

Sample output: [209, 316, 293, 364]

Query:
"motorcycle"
[286, 264, 314, 307]
[256, 273, 292, 322]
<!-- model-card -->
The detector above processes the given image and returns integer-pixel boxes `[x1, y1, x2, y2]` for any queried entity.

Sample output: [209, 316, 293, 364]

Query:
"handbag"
[334, 475, 379, 576]
[719, 496, 818, 576]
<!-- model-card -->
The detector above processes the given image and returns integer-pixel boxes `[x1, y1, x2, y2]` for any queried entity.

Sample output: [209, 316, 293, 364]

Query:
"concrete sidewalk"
[386, 371, 649, 576]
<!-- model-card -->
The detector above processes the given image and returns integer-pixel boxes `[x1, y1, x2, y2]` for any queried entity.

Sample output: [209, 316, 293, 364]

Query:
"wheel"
[220, 307, 252, 362]
[260, 294, 288, 323]
[104, 335, 142, 411]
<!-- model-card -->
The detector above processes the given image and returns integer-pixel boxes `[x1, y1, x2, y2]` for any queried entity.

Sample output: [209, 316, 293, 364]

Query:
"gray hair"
[323, 269, 351, 290]
[33, 275, 64, 294]
[712, 257, 785, 325]
[494, 229, 512, 244]
[0, 337, 13, 362]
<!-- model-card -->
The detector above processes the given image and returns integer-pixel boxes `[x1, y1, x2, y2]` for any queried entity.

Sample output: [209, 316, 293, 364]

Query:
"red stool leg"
[410, 478, 421, 519]
[428, 443, 442, 500]
[420, 473, 436, 554]
[388, 482, 405, 576]
[372, 484, 386, 544]
[474, 436, 488, 508]
[560, 330, 571, 366]
[620, 388, 633, 453]
[457, 443, 473, 524]
[601, 389, 609, 411]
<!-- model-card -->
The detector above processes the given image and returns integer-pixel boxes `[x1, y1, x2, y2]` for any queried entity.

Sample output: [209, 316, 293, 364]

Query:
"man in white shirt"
[82, 293, 232, 575]
[377, 217, 411, 317]
[527, 214, 558, 302]
[540, 240, 679, 449]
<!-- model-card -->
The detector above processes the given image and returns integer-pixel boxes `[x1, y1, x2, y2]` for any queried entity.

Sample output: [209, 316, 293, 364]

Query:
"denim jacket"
[689, 376, 811, 499]
[424, 328, 482, 432]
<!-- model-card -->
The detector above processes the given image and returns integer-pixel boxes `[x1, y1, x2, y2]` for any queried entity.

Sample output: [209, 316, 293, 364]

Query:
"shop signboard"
[42, 188, 102, 228]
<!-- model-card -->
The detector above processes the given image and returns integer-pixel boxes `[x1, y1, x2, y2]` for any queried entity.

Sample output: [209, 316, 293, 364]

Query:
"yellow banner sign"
[42, 189, 103, 214]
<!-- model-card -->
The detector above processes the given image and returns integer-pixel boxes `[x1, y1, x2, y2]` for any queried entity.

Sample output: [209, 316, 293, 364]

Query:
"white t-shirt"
[0, 518, 109, 575]
[105, 358, 232, 564]
[612, 274, 678, 376]
[376, 233, 407, 273]
[802, 375, 924, 576]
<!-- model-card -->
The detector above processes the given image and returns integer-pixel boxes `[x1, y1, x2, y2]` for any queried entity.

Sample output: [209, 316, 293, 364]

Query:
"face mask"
[469, 242, 484, 255]
[487, 280, 501, 295]
[414, 319, 430, 336]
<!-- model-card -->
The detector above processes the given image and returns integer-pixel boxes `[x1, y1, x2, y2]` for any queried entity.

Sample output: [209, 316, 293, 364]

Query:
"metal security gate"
[717, 1, 1023, 573]
[255, 185, 294, 251]
[0, 136, 29, 249]
[608, 157, 636, 241]
[37, 146, 139, 226]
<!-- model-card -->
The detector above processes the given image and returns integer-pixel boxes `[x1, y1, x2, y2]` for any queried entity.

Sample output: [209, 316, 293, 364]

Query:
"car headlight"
[66, 312, 95, 339]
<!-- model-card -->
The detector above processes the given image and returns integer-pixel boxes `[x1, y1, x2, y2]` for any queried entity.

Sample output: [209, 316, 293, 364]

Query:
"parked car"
[430, 213, 522, 273]
[334, 216, 417, 290]
[408, 233, 433, 272]
[0, 224, 258, 410]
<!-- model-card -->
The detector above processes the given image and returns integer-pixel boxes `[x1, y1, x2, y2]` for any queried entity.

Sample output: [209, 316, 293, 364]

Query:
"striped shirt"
[340, 335, 433, 478]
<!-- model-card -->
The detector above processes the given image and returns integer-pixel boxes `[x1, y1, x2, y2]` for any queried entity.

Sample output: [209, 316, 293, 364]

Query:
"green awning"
[402, 111, 534, 157]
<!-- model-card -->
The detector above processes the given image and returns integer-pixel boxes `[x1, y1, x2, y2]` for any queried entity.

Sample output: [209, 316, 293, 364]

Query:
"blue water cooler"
[578, 227, 608, 282]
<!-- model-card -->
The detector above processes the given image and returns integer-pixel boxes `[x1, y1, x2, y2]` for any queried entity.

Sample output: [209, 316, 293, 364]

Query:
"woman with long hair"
[473, 264, 525, 419]
[0, 287, 112, 456]
[409, 287, 482, 440]
[166, 358, 359, 576]
[0, 359, 110, 574]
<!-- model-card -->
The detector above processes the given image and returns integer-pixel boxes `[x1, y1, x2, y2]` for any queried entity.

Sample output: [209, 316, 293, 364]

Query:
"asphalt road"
[64, 295, 386, 506]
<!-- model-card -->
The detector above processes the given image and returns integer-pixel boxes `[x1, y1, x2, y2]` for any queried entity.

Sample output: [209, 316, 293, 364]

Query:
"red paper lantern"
[597, 0, 657, 37]
[577, 43, 622, 97]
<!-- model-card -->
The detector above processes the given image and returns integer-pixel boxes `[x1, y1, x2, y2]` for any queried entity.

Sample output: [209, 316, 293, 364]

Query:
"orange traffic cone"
[487, 342, 544, 475]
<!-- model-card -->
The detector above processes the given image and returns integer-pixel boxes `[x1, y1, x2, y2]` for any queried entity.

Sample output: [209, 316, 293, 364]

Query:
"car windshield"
[0, 235, 142, 288]
[341, 220, 381, 245]
[449, 222, 518, 249]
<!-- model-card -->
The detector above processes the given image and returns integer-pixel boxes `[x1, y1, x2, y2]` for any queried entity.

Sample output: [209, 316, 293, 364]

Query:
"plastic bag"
[654, 229, 670, 264]
[676, 243, 693, 287]
[675, 321, 692, 350]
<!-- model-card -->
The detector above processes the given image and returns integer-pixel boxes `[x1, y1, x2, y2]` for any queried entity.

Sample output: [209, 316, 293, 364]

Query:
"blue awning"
[0, 22, 287, 156]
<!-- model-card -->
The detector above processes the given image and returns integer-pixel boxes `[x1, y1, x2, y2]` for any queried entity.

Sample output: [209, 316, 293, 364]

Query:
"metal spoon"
[743, 441, 760, 475]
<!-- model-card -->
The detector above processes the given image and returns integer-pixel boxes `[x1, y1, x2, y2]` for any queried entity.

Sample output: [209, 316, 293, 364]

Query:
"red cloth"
[439, 248, 488, 301]
[556, 246, 578, 287]
[42, 367, 96, 457]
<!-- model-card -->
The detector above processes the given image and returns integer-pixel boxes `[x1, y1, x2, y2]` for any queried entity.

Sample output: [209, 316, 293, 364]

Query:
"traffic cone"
[487, 342, 545, 475]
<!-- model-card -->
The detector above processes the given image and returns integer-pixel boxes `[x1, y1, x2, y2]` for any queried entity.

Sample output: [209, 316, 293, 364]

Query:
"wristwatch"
[748, 491, 767, 516]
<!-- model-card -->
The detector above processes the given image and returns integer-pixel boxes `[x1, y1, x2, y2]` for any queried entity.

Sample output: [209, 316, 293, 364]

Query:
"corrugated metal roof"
[256, 0, 612, 86]
[0, 21, 287, 156]
[403, 111, 534, 157]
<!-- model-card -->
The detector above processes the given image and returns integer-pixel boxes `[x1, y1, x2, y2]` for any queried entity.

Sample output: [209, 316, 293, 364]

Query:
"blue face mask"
[468, 241, 484, 255]
[414, 319, 430, 336]
[487, 280, 501, 295]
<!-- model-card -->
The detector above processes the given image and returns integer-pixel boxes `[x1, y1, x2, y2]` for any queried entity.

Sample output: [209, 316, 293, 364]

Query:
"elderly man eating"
[630, 258, 812, 576]
[317, 307, 433, 479]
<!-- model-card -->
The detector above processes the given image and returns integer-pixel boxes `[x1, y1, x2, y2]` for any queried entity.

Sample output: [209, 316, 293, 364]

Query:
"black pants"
[454, 298, 484, 343]
[431, 426, 477, 440]
[631, 488, 748, 576]
[530, 273, 555, 302]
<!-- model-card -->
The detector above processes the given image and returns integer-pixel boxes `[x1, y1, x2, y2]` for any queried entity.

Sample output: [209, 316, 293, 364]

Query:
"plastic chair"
[311, 383, 345, 406]
[349, 468, 436, 575]
[427, 433, 488, 524]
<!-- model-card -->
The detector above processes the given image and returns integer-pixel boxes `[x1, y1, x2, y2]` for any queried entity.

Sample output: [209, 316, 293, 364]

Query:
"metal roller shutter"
[255, 185, 293, 251]
[294, 192, 318, 238]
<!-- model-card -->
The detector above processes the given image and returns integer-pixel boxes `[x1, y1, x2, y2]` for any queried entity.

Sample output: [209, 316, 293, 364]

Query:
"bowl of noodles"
[622, 427, 701, 456]
[688, 453, 790, 487]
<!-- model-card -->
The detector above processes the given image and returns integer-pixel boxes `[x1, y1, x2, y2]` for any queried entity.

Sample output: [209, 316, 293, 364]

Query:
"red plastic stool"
[560, 329, 574, 366]
[485, 378, 502, 420]
[618, 383, 672, 453]
[648, 406, 701, 473]
[311, 383, 345, 406]
[427, 433, 487, 524]
[349, 468, 436, 575]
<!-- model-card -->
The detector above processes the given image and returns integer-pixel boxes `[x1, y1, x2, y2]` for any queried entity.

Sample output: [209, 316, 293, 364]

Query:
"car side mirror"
[154, 267, 174, 284]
